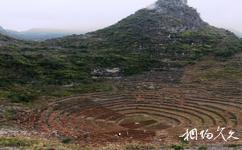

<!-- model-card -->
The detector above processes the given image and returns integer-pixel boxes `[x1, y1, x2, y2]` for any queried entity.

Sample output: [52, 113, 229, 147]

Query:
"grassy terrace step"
[94, 110, 124, 121]
[184, 98, 242, 117]
[55, 94, 236, 122]
[113, 104, 207, 124]
[24, 80, 242, 144]
[116, 109, 191, 127]
[106, 102, 216, 125]
[37, 102, 187, 132]
[114, 106, 199, 125]
[185, 100, 238, 126]
[185, 90, 242, 99]
[117, 107, 192, 124]
[112, 103, 218, 125]
[96, 98, 227, 125]
[185, 87, 242, 97]
[53, 99, 101, 110]
[54, 102, 188, 126]
[118, 111, 181, 126]
[55, 102, 125, 121]
[53, 96, 131, 110]
[188, 102, 239, 126]
[182, 102, 230, 126]
[93, 95, 237, 125]
[185, 97, 242, 110]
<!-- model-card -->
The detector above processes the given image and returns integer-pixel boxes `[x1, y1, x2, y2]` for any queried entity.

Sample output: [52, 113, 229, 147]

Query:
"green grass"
[0, 136, 80, 150]
[200, 65, 242, 81]
[0, 137, 158, 150]
[171, 144, 184, 150]
[0, 137, 35, 147]
[0, 136, 240, 150]
[198, 145, 207, 150]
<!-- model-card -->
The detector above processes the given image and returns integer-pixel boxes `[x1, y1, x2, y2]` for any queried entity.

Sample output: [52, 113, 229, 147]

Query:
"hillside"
[0, 0, 241, 104]
[48, 0, 241, 58]
[0, 32, 18, 46]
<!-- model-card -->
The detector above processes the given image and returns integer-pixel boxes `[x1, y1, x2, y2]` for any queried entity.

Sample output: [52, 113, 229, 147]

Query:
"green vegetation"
[171, 144, 184, 150]
[61, 137, 73, 144]
[0, 136, 80, 150]
[0, 136, 240, 150]
[198, 145, 207, 150]
[0, 137, 35, 147]
[0, 0, 241, 104]
[0, 137, 158, 150]
[226, 144, 242, 148]
[0, 42, 164, 103]
[1, 26, 241, 104]
[200, 62, 242, 81]
[178, 27, 242, 59]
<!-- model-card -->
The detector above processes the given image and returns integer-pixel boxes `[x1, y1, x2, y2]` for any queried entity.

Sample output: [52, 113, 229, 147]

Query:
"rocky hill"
[0, 33, 19, 46]
[48, 0, 240, 59]
[0, 0, 241, 103]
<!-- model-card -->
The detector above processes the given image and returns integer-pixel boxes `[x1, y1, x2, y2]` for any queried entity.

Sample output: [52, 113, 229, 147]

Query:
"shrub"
[0, 137, 32, 147]
[198, 145, 207, 150]
[61, 137, 73, 144]
[171, 144, 184, 150]
[7, 89, 37, 103]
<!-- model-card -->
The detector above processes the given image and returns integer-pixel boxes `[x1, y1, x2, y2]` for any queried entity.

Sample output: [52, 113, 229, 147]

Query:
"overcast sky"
[0, 0, 241, 34]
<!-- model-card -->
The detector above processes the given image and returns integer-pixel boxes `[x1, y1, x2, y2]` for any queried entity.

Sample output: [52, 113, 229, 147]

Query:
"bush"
[7, 90, 36, 103]
[61, 137, 73, 144]
[0, 137, 32, 147]
[198, 145, 207, 150]
[171, 144, 184, 150]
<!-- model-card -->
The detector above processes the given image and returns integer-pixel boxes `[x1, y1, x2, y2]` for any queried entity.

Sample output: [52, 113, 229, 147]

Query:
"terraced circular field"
[19, 80, 242, 145]
[18, 56, 242, 145]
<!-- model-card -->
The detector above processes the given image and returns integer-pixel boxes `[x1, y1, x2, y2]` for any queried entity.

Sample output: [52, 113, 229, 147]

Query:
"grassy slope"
[0, 26, 241, 104]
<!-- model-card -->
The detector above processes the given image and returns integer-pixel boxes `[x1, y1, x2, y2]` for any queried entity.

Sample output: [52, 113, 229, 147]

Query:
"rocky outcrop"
[89, 0, 208, 48]
[151, 0, 188, 8]
[91, 68, 121, 78]
[144, 0, 207, 33]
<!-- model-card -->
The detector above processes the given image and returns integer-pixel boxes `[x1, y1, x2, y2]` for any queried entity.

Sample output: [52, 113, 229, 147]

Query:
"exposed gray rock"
[145, 0, 207, 33]
[92, 68, 121, 78]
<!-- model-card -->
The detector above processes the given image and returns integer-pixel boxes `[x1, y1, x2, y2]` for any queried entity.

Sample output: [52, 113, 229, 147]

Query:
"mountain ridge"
[0, 26, 83, 41]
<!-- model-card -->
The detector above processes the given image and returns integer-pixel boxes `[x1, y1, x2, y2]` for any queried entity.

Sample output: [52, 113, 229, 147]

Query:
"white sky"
[0, 0, 241, 33]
